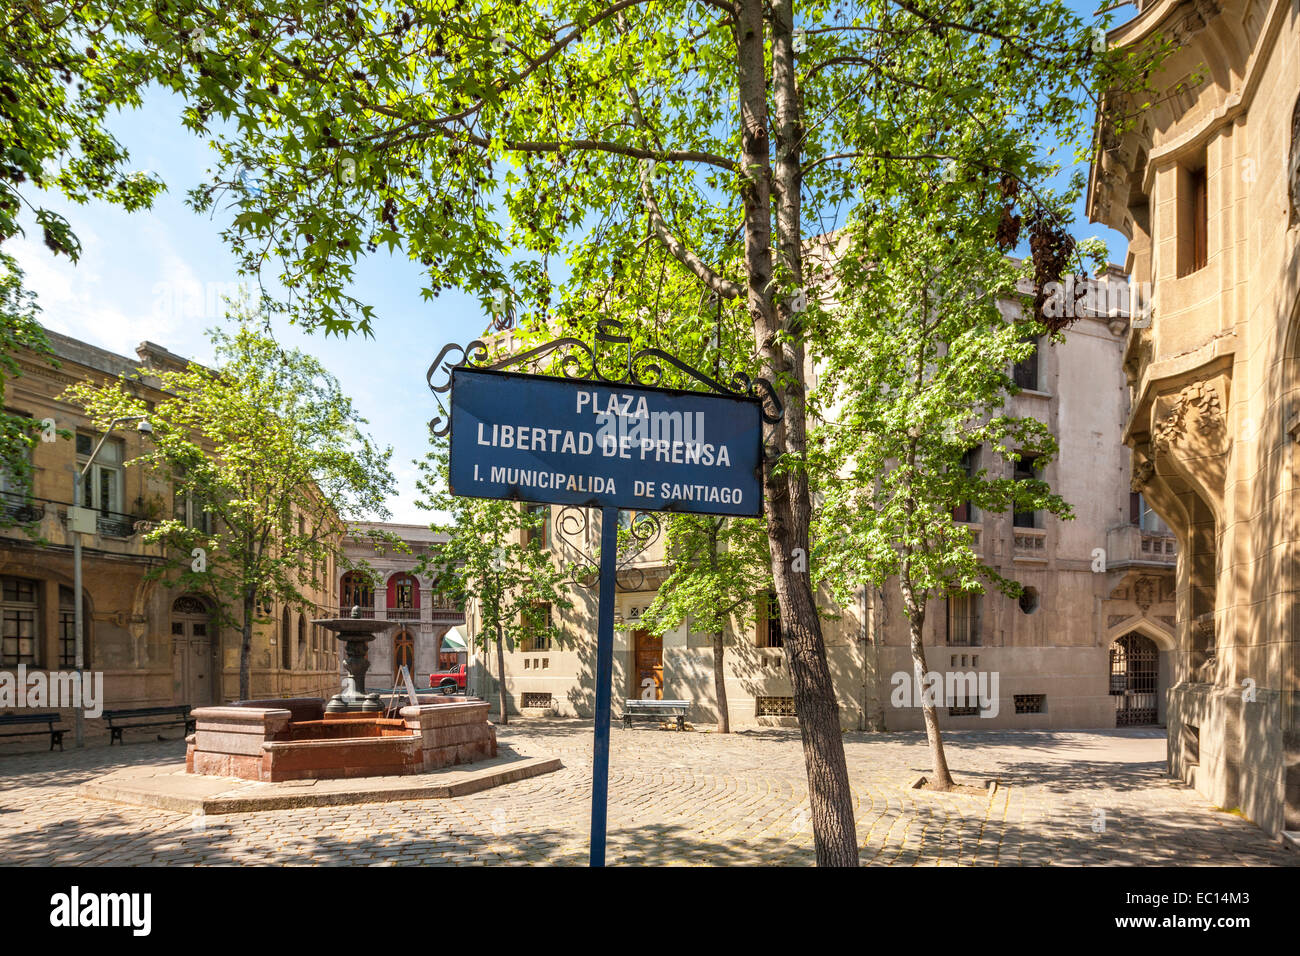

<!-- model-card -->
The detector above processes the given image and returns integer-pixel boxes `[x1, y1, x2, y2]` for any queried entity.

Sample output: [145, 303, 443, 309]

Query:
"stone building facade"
[869, 274, 1178, 731]
[1087, 0, 1300, 835]
[336, 522, 465, 693]
[460, 272, 1179, 731]
[0, 329, 339, 731]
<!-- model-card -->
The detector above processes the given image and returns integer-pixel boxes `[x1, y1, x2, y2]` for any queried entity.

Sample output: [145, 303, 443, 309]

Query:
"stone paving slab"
[77, 754, 563, 814]
[0, 721, 1293, 866]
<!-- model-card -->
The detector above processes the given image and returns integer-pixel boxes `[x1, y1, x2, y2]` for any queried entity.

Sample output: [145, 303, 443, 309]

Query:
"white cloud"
[9, 233, 197, 358]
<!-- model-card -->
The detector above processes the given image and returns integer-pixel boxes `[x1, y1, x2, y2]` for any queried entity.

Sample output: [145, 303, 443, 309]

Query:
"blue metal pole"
[590, 505, 618, 867]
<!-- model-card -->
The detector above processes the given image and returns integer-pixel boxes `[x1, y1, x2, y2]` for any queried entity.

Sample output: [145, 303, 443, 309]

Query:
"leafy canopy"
[116, 0, 1156, 338]
[639, 514, 770, 639]
[1, 2, 163, 259]
[0, 254, 62, 525]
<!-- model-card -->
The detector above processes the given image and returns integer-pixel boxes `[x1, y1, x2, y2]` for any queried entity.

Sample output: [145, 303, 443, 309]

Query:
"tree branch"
[639, 160, 743, 299]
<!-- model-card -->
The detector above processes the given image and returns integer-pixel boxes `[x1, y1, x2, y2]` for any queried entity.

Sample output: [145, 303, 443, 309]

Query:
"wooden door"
[171, 619, 212, 705]
[189, 621, 212, 706]
[394, 629, 416, 684]
[171, 597, 214, 706]
[634, 630, 663, 700]
[171, 620, 188, 705]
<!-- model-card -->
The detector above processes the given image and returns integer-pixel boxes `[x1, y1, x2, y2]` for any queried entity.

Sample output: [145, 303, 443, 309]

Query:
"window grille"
[1015, 694, 1046, 714]
[755, 696, 796, 717]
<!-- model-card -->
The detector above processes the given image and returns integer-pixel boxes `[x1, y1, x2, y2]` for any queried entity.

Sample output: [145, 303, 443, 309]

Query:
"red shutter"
[386, 575, 397, 609]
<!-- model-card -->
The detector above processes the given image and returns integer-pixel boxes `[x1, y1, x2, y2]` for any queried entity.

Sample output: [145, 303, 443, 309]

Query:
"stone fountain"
[183, 603, 499, 782]
[315, 605, 395, 713]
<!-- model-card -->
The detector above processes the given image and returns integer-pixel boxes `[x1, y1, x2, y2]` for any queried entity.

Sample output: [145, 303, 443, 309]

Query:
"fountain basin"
[186, 696, 497, 782]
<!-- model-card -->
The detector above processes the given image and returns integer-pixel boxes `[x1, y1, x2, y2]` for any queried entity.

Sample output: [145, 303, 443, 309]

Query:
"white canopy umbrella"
[441, 626, 468, 651]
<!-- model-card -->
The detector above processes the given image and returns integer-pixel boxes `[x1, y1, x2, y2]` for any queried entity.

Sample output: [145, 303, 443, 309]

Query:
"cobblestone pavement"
[0, 721, 1291, 866]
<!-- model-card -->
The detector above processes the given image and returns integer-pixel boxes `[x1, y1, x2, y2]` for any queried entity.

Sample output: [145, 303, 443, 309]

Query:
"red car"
[429, 664, 468, 694]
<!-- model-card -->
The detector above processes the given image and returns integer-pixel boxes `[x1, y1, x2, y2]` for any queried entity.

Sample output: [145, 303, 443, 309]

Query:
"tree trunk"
[240, 592, 254, 701]
[712, 631, 730, 734]
[734, 0, 858, 866]
[495, 623, 508, 725]
[904, 601, 955, 790]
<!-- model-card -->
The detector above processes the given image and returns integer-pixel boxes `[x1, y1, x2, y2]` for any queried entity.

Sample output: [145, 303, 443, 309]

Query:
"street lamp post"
[71, 415, 151, 748]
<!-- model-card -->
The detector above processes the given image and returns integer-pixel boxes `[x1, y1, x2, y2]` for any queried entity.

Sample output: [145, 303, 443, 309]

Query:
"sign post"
[429, 322, 780, 866]
[590, 505, 617, 865]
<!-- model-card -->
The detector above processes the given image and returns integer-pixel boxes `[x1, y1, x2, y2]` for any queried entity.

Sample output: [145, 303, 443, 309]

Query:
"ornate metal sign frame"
[426, 318, 783, 438]
[425, 318, 784, 868]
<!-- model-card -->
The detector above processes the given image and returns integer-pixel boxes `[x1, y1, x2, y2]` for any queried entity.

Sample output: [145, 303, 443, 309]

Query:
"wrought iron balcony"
[0, 493, 47, 524]
[1, 495, 144, 538]
[93, 510, 138, 537]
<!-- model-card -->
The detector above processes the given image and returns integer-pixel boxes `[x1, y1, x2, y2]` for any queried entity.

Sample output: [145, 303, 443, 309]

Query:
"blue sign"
[448, 366, 763, 517]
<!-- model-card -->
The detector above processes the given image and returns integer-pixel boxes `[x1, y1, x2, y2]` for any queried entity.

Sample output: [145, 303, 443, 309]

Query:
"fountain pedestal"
[313, 607, 396, 713]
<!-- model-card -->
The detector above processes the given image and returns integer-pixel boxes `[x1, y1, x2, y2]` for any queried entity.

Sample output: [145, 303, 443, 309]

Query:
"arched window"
[339, 571, 374, 615]
[297, 614, 307, 670]
[387, 573, 420, 620]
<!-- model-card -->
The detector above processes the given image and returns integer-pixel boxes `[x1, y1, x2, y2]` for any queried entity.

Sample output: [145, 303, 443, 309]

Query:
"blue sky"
[11, 2, 1129, 525]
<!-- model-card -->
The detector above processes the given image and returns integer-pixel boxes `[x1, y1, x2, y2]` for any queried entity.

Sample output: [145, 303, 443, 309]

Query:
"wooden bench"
[0, 712, 65, 751]
[621, 699, 689, 731]
[103, 706, 195, 745]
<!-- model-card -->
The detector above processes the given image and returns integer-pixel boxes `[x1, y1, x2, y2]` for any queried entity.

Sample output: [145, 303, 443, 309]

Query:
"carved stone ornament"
[1131, 458, 1156, 492]
[1134, 576, 1158, 614]
[1152, 382, 1224, 454]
